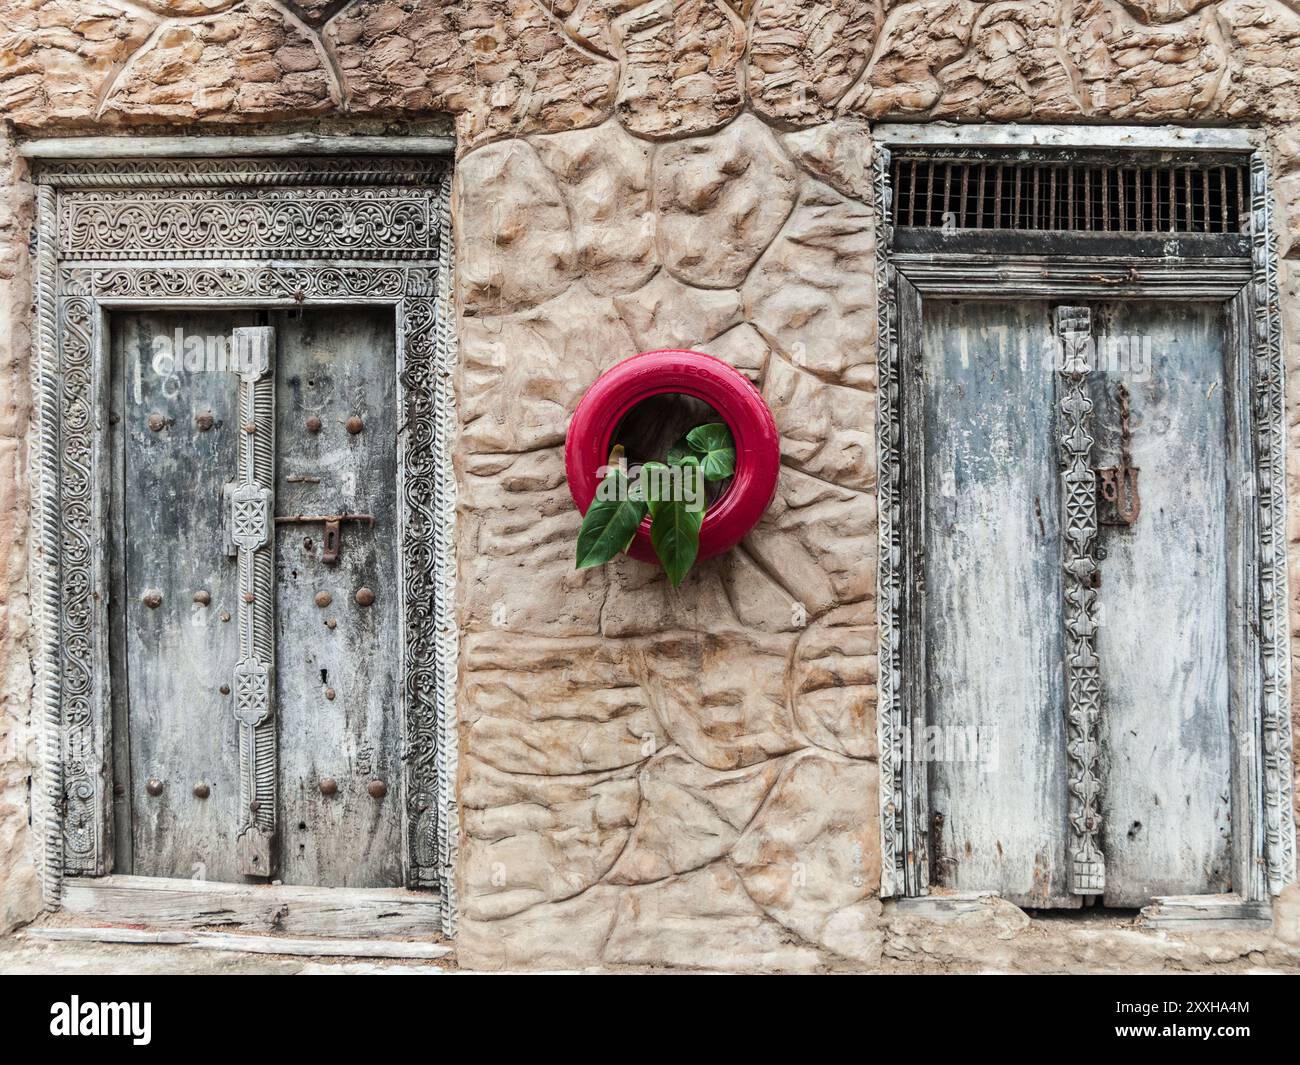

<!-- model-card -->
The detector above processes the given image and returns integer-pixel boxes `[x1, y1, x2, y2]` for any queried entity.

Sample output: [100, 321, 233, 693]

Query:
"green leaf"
[643, 457, 705, 517]
[639, 461, 673, 509]
[665, 436, 695, 466]
[641, 460, 705, 586]
[576, 469, 648, 570]
[685, 422, 736, 481]
[650, 495, 704, 587]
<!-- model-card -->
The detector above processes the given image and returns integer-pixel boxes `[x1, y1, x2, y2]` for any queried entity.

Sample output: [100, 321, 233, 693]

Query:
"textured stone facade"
[0, 0, 1299, 971]
[0, 128, 37, 933]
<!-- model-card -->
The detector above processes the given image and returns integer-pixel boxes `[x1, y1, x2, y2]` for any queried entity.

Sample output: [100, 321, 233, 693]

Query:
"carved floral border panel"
[1248, 150, 1296, 897]
[32, 155, 458, 934]
[872, 136, 1297, 902]
[59, 187, 441, 260]
[871, 147, 905, 899]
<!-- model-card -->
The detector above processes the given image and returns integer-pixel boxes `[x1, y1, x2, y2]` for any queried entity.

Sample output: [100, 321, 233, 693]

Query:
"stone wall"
[0, 0, 1298, 969]
[451, 113, 882, 970]
[0, 127, 38, 933]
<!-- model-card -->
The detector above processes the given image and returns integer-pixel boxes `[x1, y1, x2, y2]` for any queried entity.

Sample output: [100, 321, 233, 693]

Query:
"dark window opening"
[891, 156, 1251, 236]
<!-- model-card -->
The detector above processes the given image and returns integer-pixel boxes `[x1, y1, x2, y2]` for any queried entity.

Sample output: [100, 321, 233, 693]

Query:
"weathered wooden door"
[921, 298, 1236, 908]
[110, 307, 402, 887]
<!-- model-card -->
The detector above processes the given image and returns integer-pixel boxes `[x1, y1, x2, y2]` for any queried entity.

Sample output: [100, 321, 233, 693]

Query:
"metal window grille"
[891, 157, 1251, 235]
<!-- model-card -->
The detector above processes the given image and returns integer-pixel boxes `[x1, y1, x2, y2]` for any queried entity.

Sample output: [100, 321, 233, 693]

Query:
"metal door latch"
[224, 482, 376, 563]
[1096, 383, 1140, 526]
[274, 512, 375, 564]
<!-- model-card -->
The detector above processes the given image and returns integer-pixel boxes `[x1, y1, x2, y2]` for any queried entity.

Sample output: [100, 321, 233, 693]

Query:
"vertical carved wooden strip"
[873, 145, 908, 897]
[58, 294, 100, 877]
[1250, 153, 1297, 895]
[398, 289, 439, 891]
[397, 163, 458, 928]
[1056, 305, 1105, 896]
[433, 164, 460, 933]
[231, 326, 276, 877]
[35, 185, 65, 906]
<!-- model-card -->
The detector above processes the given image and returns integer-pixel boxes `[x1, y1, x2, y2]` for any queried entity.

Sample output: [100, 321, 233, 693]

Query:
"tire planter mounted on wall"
[565, 349, 781, 565]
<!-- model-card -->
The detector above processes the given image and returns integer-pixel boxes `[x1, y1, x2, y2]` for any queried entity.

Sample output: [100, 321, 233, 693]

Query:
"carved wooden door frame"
[27, 144, 459, 935]
[871, 123, 1296, 911]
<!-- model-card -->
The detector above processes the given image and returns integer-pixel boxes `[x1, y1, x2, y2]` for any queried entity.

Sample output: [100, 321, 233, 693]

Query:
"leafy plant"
[576, 422, 734, 586]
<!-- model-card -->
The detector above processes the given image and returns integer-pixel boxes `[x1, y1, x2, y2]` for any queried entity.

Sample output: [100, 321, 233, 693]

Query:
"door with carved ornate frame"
[872, 125, 1296, 919]
[28, 144, 459, 936]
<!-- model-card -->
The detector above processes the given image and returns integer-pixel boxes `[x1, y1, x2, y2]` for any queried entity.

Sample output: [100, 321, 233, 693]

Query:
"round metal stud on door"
[565, 349, 780, 564]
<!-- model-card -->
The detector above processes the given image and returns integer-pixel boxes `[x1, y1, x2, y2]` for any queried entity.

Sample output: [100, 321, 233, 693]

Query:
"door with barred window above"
[919, 298, 1236, 908]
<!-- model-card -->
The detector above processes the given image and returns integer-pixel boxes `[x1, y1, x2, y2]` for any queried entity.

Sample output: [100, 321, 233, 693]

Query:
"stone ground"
[4, 899, 1299, 974]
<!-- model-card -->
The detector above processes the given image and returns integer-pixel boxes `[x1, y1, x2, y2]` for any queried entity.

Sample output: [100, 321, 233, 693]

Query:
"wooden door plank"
[108, 325, 132, 875]
[1223, 289, 1265, 903]
[1093, 301, 1233, 906]
[114, 311, 248, 882]
[273, 307, 403, 888]
[921, 299, 1076, 908]
[898, 276, 931, 895]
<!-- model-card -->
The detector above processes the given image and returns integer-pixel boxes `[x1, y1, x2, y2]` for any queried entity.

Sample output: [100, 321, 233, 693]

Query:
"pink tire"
[565, 349, 780, 565]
